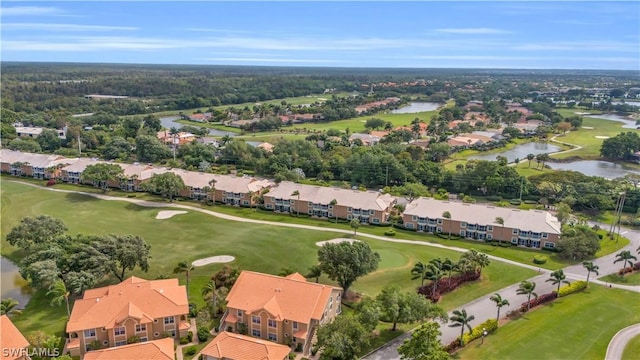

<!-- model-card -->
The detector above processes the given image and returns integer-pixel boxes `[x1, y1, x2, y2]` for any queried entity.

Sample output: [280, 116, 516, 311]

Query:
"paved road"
[364, 227, 640, 360]
[605, 323, 640, 360]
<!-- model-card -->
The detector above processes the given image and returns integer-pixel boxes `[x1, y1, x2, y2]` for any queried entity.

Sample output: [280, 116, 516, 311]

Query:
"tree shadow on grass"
[65, 192, 100, 202]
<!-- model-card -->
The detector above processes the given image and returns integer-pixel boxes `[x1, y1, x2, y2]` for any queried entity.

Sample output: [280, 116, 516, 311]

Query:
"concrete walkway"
[605, 323, 640, 360]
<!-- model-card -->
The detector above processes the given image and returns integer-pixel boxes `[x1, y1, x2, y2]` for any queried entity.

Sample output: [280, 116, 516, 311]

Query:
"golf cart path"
[549, 133, 583, 156]
[605, 323, 640, 360]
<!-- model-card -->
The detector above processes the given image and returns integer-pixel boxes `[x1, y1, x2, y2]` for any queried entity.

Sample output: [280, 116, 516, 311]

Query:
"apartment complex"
[263, 181, 396, 224]
[220, 271, 342, 356]
[1, 315, 31, 360]
[0, 149, 69, 179]
[83, 338, 174, 360]
[403, 197, 562, 249]
[200, 332, 291, 360]
[65, 277, 189, 357]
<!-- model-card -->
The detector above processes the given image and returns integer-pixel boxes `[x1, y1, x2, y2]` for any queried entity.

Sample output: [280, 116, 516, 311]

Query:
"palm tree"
[410, 262, 429, 287]
[350, 218, 360, 235]
[1, 298, 22, 316]
[278, 267, 296, 276]
[47, 280, 71, 318]
[201, 281, 217, 313]
[614, 250, 637, 275]
[173, 261, 195, 300]
[449, 309, 475, 346]
[442, 258, 455, 286]
[461, 249, 491, 274]
[291, 190, 300, 216]
[329, 199, 338, 223]
[208, 179, 217, 206]
[582, 261, 599, 286]
[306, 265, 322, 283]
[516, 280, 538, 311]
[490, 293, 510, 321]
[442, 211, 452, 240]
[169, 127, 179, 160]
[220, 135, 231, 146]
[425, 264, 445, 297]
[546, 269, 570, 295]
[526, 153, 535, 168]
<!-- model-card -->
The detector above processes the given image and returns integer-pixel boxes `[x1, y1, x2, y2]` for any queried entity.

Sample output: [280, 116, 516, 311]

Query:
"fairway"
[622, 334, 640, 360]
[453, 285, 640, 360]
[550, 116, 634, 159]
[1, 181, 538, 335]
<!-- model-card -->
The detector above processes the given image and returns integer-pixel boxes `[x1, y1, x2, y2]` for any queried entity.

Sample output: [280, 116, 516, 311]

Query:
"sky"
[1, 1, 639, 70]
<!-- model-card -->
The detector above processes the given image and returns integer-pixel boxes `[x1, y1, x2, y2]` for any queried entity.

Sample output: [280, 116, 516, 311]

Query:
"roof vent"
[96, 298, 100, 302]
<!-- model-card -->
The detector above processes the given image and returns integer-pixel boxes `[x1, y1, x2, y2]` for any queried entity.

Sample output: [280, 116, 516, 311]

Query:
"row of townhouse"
[403, 197, 562, 249]
[263, 181, 396, 224]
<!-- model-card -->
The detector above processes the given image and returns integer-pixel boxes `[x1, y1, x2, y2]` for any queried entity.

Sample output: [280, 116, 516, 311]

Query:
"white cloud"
[199, 57, 341, 63]
[434, 28, 511, 35]
[1, 6, 65, 16]
[2, 23, 138, 32]
[513, 41, 639, 52]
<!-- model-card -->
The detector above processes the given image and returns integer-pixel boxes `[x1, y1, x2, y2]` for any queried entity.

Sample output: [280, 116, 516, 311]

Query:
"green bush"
[384, 229, 396, 236]
[486, 195, 502, 202]
[197, 326, 210, 342]
[462, 319, 498, 345]
[179, 337, 189, 345]
[533, 255, 547, 264]
[127, 335, 140, 344]
[127, 194, 136, 198]
[524, 200, 538, 204]
[185, 346, 197, 356]
[558, 280, 587, 297]
[187, 331, 193, 342]
[509, 199, 522, 205]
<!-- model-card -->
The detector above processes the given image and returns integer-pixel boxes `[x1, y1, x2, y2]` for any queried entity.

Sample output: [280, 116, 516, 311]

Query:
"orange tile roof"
[1, 315, 30, 360]
[83, 338, 174, 360]
[67, 276, 188, 332]
[226, 271, 340, 324]
[201, 331, 290, 360]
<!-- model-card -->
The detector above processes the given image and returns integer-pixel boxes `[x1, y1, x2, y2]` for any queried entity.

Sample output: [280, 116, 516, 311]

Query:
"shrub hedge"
[462, 319, 498, 345]
[519, 292, 557, 313]
[532, 255, 547, 264]
[384, 229, 396, 236]
[418, 271, 481, 302]
[185, 346, 197, 356]
[558, 280, 587, 297]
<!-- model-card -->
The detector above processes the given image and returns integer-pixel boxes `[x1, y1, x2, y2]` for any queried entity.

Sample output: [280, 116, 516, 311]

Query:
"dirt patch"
[155, 210, 188, 219]
[192, 255, 235, 267]
[315, 238, 361, 247]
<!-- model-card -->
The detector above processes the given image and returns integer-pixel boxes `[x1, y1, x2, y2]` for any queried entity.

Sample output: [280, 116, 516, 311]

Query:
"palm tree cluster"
[614, 250, 637, 275]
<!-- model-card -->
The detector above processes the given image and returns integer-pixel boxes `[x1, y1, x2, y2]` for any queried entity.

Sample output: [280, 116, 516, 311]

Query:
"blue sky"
[2, 1, 639, 70]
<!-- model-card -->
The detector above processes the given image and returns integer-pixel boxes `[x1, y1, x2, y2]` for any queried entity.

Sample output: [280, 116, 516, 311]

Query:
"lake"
[467, 142, 562, 163]
[160, 116, 238, 137]
[546, 160, 640, 179]
[585, 114, 639, 129]
[390, 102, 441, 114]
[1, 256, 32, 309]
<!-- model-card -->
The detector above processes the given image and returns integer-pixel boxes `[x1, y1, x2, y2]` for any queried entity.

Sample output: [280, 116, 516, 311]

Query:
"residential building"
[263, 181, 396, 224]
[59, 158, 105, 184]
[156, 130, 196, 145]
[200, 332, 290, 360]
[220, 271, 342, 356]
[402, 198, 561, 250]
[65, 277, 189, 357]
[14, 126, 66, 139]
[0, 149, 70, 179]
[349, 133, 381, 146]
[83, 338, 174, 360]
[1, 315, 30, 360]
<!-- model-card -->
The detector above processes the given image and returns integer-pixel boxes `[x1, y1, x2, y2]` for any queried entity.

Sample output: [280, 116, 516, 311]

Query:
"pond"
[585, 114, 639, 129]
[467, 142, 562, 163]
[390, 102, 441, 114]
[159, 116, 238, 137]
[546, 160, 640, 179]
[1, 256, 32, 309]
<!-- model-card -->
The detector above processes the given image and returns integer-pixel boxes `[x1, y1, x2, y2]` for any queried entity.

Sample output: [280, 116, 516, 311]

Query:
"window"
[542, 233, 548, 239]
[168, 330, 176, 337]
[308, 209, 313, 215]
[460, 230, 466, 237]
[348, 207, 353, 213]
[164, 317, 175, 325]
[140, 337, 148, 342]
[412, 215, 417, 221]
[266, 204, 273, 209]
[329, 212, 333, 218]
[405, 223, 414, 229]
[512, 228, 519, 235]
[487, 234, 493, 240]
[544, 242, 555, 249]
[84, 329, 96, 338]
[460, 222, 467, 228]
[252, 329, 261, 337]
[268, 319, 276, 328]
[437, 227, 442, 233]
[237, 310, 243, 317]
[292, 321, 298, 330]
[115, 341, 127, 347]
[242, 200, 249, 206]
[370, 210, 375, 215]
[328, 205, 334, 210]
[290, 199, 295, 205]
[487, 225, 493, 231]
[114, 327, 125, 336]
[268, 333, 277, 341]
[347, 214, 353, 220]
[252, 315, 261, 324]
[511, 237, 518, 244]
[136, 324, 146, 333]
[372, 218, 380, 224]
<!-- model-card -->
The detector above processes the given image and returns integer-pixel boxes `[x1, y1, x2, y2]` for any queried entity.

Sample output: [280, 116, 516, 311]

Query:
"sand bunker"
[155, 210, 188, 220]
[316, 238, 361, 247]
[594, 136, 610, 139]
[581, 126, 594, 129]
[192, 256, 235, 267]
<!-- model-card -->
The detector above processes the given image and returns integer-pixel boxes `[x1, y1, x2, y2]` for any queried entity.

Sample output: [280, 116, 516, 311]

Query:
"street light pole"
[481, 328, 488, 344]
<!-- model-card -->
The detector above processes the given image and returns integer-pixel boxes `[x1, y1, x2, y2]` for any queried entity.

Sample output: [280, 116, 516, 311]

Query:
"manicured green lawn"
[622, 334, 640, 360]
[453, 285, 640, 360]
[600, 272, 640, 286]
[1, 181, 536, 338]
[550, 117, 631, 159]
